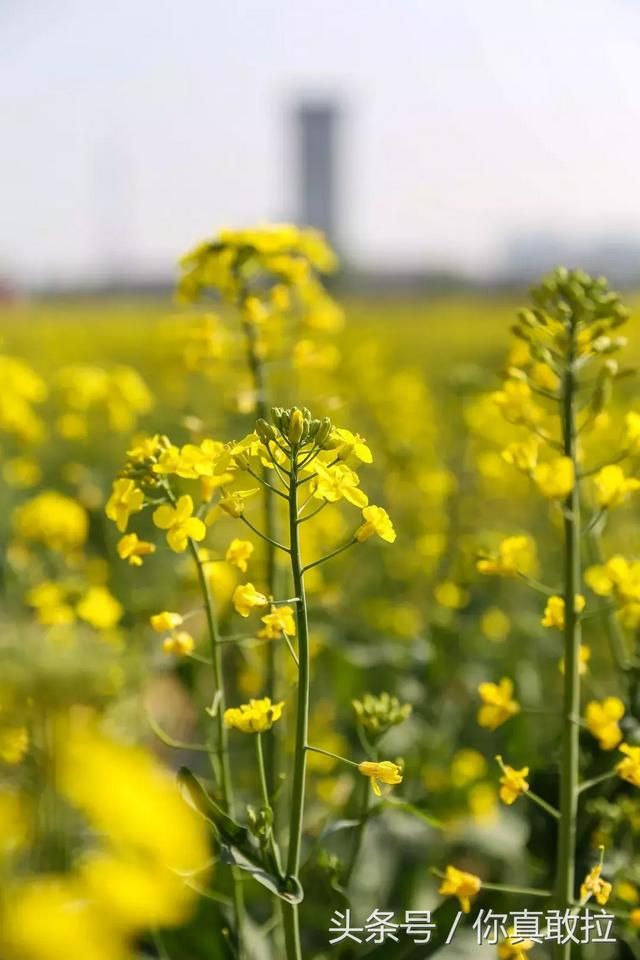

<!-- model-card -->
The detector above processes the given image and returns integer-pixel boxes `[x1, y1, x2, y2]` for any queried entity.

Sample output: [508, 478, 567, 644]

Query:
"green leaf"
[177, 767, 302, 904]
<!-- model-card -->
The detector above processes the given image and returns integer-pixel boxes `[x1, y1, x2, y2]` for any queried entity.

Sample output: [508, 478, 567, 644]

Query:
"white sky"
[2, 0, 640, 282]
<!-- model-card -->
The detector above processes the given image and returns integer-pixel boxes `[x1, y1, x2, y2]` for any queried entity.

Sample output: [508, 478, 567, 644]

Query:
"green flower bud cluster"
[352, 692, 412, 737]
[265, 407, 333, 448]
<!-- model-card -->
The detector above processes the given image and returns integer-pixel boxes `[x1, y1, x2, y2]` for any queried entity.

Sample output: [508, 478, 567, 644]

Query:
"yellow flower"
[625, 411, 640, 452]
[438, 864, 482, 914]
[331, 428, 373, 464]
[501, 436, 540, 473]
[260, 605, 296, 638]
[153, 495, 206, 552]
[491, 380, 544, 426]
[477, 535, 536, 577]
[580, 864, 612, 905]
[76, 586, 123, 631]
[450, 749, 487, 787]
[533, 456, 575, 500]
[150, 611, 183, 633]
[630, 908, 640, 928]
[481, 607, 511, 642]
[593, 464, 640, 508]
[616, 743, 640, 787]
[357, 760, 403, 797]
[224, 697, 284, 733]
[162, 631, 195, 656]
[13, 491, 88, 552]
[559, 643, 591, 675]
[117, 533, 156, 566]
[312, 462, 368, 507]
[232, 582, 269, 617]
[477, 678, 520, 730]
[541, 594, 585, 629]
[434, 581, 469, 610]
[0, 726, 29, 765]
[105, 478, 144, 533]
[216, 488, 260, 519]
[26, 581, 76, 626]
[355, 505, 396, 543]
[225, 538, 254, 573]
[585, 698, 625, 750]
[496, 755, 529, 805]
[498, 928, 535, 959]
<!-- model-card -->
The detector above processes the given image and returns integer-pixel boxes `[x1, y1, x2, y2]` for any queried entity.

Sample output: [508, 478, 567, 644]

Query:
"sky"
[2, 0, 640, 283]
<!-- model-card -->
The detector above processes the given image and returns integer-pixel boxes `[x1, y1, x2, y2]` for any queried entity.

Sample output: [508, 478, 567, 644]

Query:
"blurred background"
[3, 0, 640, 299]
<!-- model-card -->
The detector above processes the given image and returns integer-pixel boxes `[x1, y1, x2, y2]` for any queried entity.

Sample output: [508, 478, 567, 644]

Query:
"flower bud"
[288, 409, 305, 444]
[255, 418, 276, 444]
[316, 417, 333, 447]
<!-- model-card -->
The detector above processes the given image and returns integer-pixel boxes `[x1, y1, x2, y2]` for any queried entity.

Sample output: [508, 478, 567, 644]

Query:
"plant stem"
[282, 445, 310, 960]
[555, 323, 581, 960]
[188, 540, 246, 956]
[343, 768, 372, 886]
[256, 733, 283, 873]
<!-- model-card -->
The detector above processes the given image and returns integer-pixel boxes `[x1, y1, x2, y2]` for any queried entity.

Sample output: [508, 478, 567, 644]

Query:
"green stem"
[555, 324, 581, 960]
[578, 770, 616, 795]
[525, 789, 561, 821]
[256, 733, 283, 873]
[343, 761, 373, 886]
[188, 539, 246, 956]
[302, 538, 357, 574]
[282, 445, 311, 960]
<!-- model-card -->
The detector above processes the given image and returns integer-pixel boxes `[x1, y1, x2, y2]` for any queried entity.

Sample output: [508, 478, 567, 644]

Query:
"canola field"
[1, 226, 640, 960]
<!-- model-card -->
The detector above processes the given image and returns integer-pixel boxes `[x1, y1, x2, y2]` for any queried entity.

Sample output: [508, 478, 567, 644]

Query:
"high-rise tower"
[295, 101, 339, 243]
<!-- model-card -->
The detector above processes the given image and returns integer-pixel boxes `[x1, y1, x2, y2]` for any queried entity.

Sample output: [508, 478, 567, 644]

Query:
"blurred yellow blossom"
[232, 582, 269, 617]
[616, 743, 640, 787]
[355, 505, 396, 543]
[438, 865, 481, 914]
[585, 698, 625, 750]
[225, 538, 254, 572]
[533, 456, 575, 500]
[496, 756, 529, 805]
[541, 594, 585, 629]
[580, 864, 612, 905]
[13, 491, 88, 552]
[116, 533, 156, 566]
[593, 464, 640, 508]
[477, 678, 520, 730]
[477, 535, 537, 577]
[76, 587, 123, 631]
[105, 478, 144, 534]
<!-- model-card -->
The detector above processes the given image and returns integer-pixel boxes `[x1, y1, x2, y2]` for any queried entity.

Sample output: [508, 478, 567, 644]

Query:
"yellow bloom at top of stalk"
[477, 678, 520, 730]
[593, 464, 640, 508]
[496, 755, 530, 805]
[105, 478, 144, 533]
[477, 535, 537, 577]
[616, 743, 640, 787]
[311, 461, 368, 508]
[533, 456, 575, 500]
[580, 862, 612, 906]
[438, 865, 482, 914]
[152, 495, 206, 553]
[354, 505, 396, 543]
[225, 538, 254, 573]
[585, 698, 625, 751]
[224, 697, 284, 733]
[541, 594, 585, 630]
[117, 533, 156, 567]
[357, 760, 403, 797]
[232, 582, 269, 617]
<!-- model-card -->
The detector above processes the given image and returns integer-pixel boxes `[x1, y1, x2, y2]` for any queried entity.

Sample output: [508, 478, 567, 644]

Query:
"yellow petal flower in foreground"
[541, 594, 585, 629]
[150, 611, 183, 633]
[260, 605, 296, 638]
[438, 864, 482, 914]
[117, 533, 156, 566]
[616, 743, 640, 787]
[533, 456, 575, 500]
[225, 538, 254, 573]
[358, 760, 403, 797]
[585, 697, 625, 751]
[331, 427, 373, 463]
[355, 505, 396, 543]
[224, 697, 284, 733]
[232, 582, 269, 617]
[312, 462, 368, 507]
[580, 864, 612, 906]
[105, 477, 144, 533]
[477, 678, 520, 730]
[477, 535, 537, 577]
[594, 464, 640, 508]
[153, 495, 206, 552]
[496, 756, 530, 805]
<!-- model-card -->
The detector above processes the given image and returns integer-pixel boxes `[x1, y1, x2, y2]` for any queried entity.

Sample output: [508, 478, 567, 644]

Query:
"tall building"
[295, 101, 339, 243]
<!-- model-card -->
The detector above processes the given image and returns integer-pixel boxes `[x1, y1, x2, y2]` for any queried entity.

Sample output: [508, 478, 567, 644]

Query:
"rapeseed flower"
[150, 611, 183, 632]
[496, 755, 529, 805]
[153, 495, 206, 552]
[438, 865, 482, 914]
[225, 538, 254, 572]
[76, 587, 123, 631]
[585, 698, 625, 750]
[616, 743, 640, 787]
[477, 535, 536, 577]
[541, 594, 585, 629]
[312, 462, 368, 507]
[260, 605, 296, 638]
[232, 582, 269, 617]
[355, 505, 396, 543]
[14, 491, 88, 552]
[580, 864, 612, 905]
[477, 678, 520, 730]
[533, 456, 575, 500]
[593, 464, 640, 508]
[117, 533, 156, 566]
[224, 697, 284, 733]
[357, 760, 403, 796]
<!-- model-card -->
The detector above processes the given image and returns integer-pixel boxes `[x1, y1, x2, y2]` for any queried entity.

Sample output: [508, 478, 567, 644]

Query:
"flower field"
[1, 227, 640, 959]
